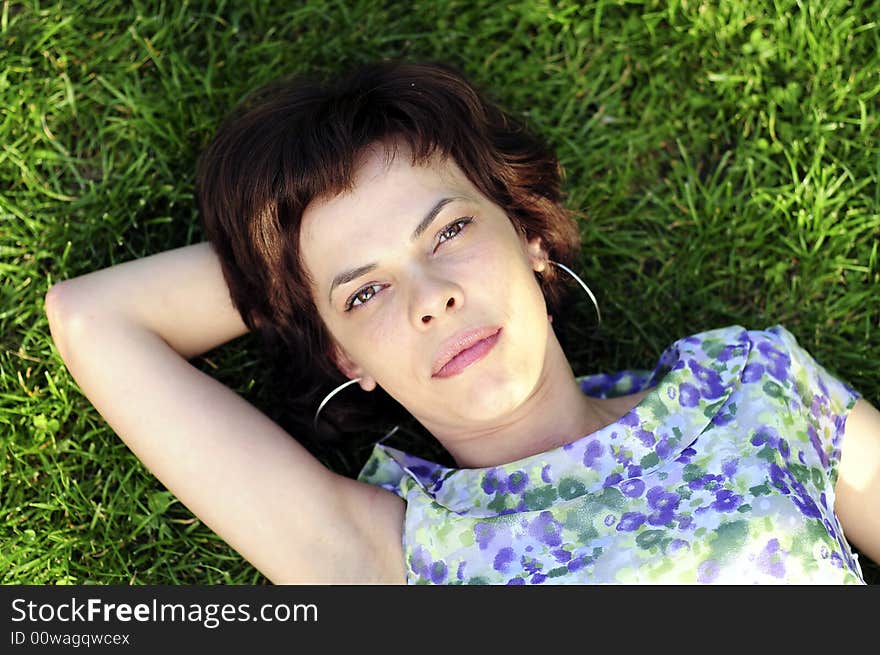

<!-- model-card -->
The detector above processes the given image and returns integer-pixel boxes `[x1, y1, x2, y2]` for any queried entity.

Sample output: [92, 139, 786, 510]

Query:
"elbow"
[45, 282, 87, 365]
[45, 282, 71, 362]
[45, 282, 66, 324]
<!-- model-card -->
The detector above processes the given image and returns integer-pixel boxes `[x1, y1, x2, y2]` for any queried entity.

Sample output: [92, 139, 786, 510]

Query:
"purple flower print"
[742, 362, 765, 384]
[648, 510, 675, 527]
[721, 458, 738, 478]
[808, 424, 829, 468]
[552, 548, 572, 563]
[710, 411, 735, 427]
[647, 487, 680, 526]
[506, 577, 525, 585]
[716, 345, 737, 362]
[790, 485, 822, 519]
[668, 539, 690, 554]
[688, 360, 725, 399]
[493, 547, 515, 573]
[756, 538, 785, 578]
[697, 559, 720, 583]
[616, 512, 647, 532]
[620, 478, 645, 498]
[757, 340, 791, 382]
[457, 561, 466, 581]
[777, 438, 790, 458]
[529, 511, 562, 547]
[678, 382, 701, 408]
[810, 396, 823, 419]
[706, 473, 725, 488]
[769, 463, 790, 494]
[603, 472, 623, 488]
[530, 573, 548, 584]
[604, 514, 616, 527]
[481, 468, 508, 495]
[507, 470, 529, 494]
[750, 425, 780, 448]
[635, 429, 656, 448]
[626, 465, 643, 478]
[647, 486, 681, 512]
[541, 464, 553, 484]
[567, 555, 591, 572]
[619, 411, 640, 427]
[474, 523, 496, 550]
[823, 518, 838, 540]
[687, 477, 704, 491]
[711, 489, 742, 512]
[409, 546, 432, 578]
[523, 557, 541, 575]
[583, 439, 604, 467]
[430, 560, 448, 584]
[409, 464, 433, 479]
[676, 447, 697, 464]
[688, 473, 724, 491]
[655, 437, 671, 459]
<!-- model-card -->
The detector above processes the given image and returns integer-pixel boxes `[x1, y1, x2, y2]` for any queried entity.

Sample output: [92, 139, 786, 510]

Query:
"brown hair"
[196, 60, 582, 448]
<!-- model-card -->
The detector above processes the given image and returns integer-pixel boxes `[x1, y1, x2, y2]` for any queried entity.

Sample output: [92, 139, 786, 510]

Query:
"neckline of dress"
[366, 324, 752, 516]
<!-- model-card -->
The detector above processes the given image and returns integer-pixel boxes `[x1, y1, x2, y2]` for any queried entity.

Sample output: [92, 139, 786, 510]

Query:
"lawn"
[2, 0, 878, 584]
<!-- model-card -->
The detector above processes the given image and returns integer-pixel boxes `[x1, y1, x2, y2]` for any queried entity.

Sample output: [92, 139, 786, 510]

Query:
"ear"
[525, 235, 549, 273]
[331, 343, 377, 392]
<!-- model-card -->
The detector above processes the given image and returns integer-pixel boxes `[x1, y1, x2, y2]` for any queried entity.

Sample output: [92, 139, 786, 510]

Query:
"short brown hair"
[196, 60, 582, 447]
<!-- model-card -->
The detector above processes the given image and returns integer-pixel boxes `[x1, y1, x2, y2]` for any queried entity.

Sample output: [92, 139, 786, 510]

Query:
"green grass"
[2, 0, 878, 584]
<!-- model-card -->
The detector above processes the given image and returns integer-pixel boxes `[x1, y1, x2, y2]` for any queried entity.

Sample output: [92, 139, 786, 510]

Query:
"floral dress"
[357, 325, 865, 584]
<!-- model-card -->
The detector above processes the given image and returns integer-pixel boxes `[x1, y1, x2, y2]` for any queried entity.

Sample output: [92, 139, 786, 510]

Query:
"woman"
[45, 61, 880, 584]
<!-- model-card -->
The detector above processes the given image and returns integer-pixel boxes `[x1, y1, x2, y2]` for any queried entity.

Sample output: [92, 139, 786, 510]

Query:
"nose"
[408, 270, 463, 328]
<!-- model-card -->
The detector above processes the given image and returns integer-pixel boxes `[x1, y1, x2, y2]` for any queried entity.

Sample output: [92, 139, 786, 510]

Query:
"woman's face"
[300, 144, 554, 435]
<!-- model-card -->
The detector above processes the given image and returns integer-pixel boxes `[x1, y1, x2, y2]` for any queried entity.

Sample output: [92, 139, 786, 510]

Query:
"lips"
[432, 326, 502, 379]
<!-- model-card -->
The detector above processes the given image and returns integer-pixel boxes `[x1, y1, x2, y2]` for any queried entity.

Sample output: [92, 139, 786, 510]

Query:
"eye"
[434, 217, 473, 251]
[345, 284, 384, 312]
[343, 217, 474, 313]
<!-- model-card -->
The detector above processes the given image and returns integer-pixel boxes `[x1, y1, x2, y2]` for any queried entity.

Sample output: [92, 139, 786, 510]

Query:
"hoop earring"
[313, 377, 399, 443]
[548, 260, 602, 327]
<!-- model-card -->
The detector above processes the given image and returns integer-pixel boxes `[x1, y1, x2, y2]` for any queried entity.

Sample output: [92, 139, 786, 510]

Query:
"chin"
[452, 371, 536, 422]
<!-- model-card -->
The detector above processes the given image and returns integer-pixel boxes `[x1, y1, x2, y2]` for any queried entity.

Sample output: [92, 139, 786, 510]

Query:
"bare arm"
[834, 397, 880, 568]
[45, 242, 405, 584]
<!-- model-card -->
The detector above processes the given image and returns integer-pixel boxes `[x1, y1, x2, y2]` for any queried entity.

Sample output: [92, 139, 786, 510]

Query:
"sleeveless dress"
[357, 325, 865, 584]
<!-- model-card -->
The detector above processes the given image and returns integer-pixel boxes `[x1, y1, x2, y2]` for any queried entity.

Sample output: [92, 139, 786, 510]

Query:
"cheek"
[459, 234, 527, 283]
[337, 308, 404, 373]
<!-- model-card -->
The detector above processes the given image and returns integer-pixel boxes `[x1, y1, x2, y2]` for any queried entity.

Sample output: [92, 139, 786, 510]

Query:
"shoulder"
[833, 397, 880, 567]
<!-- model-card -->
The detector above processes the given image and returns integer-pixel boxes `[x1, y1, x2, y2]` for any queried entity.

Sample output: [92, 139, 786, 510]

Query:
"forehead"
[299, 146, 476, 270]
[303, 146, 468, 229]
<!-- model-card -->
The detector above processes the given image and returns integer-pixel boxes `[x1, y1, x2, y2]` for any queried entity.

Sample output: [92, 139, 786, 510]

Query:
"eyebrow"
[328, 196, 465, 303]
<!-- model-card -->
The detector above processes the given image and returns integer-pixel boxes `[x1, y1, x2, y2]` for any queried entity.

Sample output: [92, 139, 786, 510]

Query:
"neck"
[430, 330, 622, 469]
